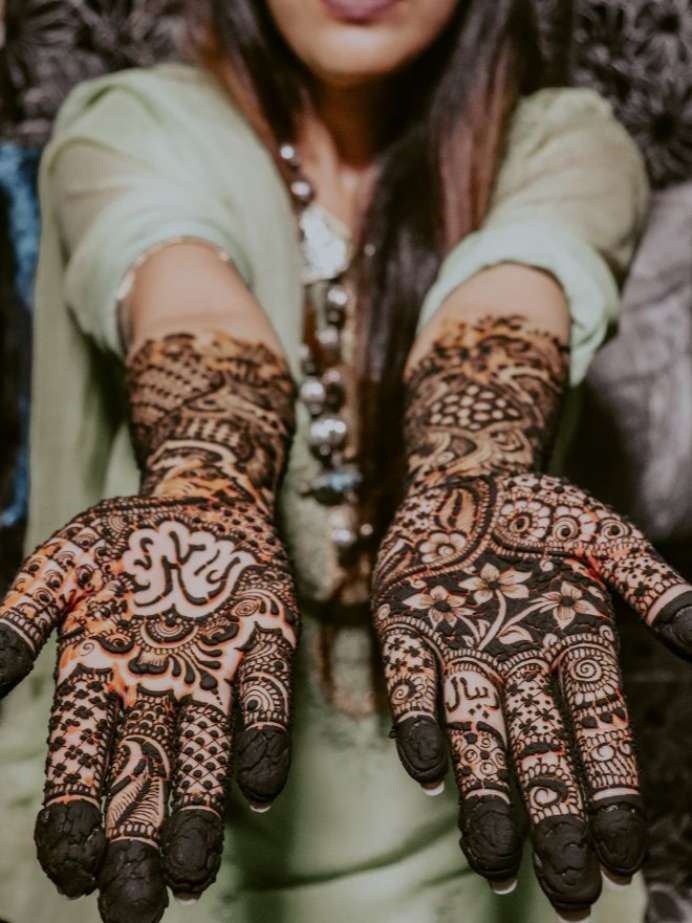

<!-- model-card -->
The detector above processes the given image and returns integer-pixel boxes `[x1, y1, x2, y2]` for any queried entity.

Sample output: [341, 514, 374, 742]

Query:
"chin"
[304, 29, 417, 86]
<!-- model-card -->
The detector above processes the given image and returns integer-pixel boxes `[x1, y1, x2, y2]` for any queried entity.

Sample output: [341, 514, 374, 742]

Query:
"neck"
[306, 77, 394, 166]
[296, 77, 395, 229]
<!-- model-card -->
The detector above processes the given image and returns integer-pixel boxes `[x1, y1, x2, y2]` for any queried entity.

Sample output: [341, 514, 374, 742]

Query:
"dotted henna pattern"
[374, 316, 692, 912]
[402, 314, 569, 486]
[0, 331, 301, 922]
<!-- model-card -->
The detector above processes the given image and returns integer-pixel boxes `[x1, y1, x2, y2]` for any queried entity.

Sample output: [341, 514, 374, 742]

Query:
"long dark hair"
[186, 0, 546, 538]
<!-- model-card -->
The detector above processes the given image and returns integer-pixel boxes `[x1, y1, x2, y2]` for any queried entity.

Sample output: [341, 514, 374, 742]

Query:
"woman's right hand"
[0, 487, 299, 923]
[0, 325, 301, 923]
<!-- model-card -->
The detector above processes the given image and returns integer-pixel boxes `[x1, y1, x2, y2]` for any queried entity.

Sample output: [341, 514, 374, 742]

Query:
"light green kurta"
[0, 62, 651, 923]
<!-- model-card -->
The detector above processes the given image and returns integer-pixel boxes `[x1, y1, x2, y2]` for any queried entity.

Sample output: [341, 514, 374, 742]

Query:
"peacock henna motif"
[0, 331, 301, 923]
[374, 316, 692, 913]
[403, 314, 569, 488]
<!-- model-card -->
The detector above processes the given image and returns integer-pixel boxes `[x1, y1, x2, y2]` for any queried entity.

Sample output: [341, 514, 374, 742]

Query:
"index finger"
[235, 628, 296, 808]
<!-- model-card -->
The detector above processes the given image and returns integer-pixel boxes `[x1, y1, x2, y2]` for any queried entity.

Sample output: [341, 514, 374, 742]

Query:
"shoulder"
[47, 62, 260, 166]
[491, 85, 650, 236]
[500, 86, 648, 190]
[53, 61, 243, 130]
[508, 85, 620, 146]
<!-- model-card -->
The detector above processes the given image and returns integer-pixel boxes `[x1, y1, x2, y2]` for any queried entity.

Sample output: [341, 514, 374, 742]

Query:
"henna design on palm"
[0, 332, 300, 923]
[374, 316, 692, 915]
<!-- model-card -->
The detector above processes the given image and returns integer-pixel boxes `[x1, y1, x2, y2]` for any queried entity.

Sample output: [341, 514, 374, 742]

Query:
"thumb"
[645, 587, 692, 661]
[0, 534, 90, 697]
[576, 503, 692, 656]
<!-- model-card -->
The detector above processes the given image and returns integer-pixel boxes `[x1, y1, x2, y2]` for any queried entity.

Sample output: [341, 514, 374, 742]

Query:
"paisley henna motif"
[0, 331, 300, 922]
[374, 316, 692, 913]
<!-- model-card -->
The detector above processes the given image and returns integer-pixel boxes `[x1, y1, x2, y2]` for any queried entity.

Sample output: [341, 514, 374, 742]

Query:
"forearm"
[402, 269, 571, 491]
[126, 329, 297, 513]
[407, 262, 570, 369]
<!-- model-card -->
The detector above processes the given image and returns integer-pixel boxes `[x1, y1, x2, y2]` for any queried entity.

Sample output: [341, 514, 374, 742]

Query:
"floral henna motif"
[374, 316, 692, 912]
[0, 331, 301, 922]
[375, 473, 692, 906]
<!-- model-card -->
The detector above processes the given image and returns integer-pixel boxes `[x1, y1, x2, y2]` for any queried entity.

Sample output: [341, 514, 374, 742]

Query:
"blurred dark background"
[1, 2, 692, 920]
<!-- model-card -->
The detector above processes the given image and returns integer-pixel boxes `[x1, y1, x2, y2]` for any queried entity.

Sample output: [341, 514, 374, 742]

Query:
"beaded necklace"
[278, 141, 375, 583]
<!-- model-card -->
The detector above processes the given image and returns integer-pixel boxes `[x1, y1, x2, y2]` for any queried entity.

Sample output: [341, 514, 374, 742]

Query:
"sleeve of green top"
[43, 81, 255, 358]
[417, 86, 652, 387]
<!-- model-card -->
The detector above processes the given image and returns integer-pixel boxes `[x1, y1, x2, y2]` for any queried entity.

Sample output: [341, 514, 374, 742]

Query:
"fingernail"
[173, 892, 200, 905]
[250, 802, 272, 814]
[556, 913, 591, 923]
[490, 878, 517, 896]
[602, 868, 632, 891]
[422, 780, 445, 797]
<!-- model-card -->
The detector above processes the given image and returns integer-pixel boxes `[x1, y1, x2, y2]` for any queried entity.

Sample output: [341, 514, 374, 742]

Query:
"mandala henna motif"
[374, 316, 692, 912]
[0, 331, 301, 921]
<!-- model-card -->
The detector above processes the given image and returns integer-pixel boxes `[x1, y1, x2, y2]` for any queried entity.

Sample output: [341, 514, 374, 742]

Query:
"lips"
[321, 0, 401, 23]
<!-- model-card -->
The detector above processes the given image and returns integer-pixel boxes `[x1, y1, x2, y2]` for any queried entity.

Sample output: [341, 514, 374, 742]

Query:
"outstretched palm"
[0, 492, 298, 919]
[0, 330, 300, 923]
[0, 490, 298, 919]
[374, 472, 692, 913]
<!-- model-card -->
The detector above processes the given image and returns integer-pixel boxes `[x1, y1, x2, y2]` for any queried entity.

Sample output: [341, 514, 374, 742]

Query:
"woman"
[1, 1, 691, 922]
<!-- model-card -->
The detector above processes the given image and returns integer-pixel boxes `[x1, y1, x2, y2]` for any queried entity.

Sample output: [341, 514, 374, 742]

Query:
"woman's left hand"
[373, 470, 692, 915]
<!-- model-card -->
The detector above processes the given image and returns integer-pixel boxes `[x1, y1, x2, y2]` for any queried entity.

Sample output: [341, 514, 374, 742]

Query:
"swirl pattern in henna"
[403, 314, 569, 486]
[374, 316, 692, 912]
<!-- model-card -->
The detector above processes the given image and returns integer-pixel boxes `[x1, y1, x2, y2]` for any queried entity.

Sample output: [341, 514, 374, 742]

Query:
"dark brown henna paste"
[394, 714, 448, 786]
[532, 815, 601, 912]
[236, 725, 292, 805]
[98, 840, 168, 923]
[402, 315, 568, 489]
[650, 591, 692, 661]
[588, 797, 647, 877]
[34, 800, 106, 898]
[1, 331, 301, 915]
[374, 315, 692, 909]
[161, 809, 225, 896]
[458, 795, 524, 882]
[0, 622, 35, 696]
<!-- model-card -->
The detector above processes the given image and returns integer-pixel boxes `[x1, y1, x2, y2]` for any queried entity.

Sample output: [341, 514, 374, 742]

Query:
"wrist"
[401, 314, 569, 493]
[126, 330, 296, 511]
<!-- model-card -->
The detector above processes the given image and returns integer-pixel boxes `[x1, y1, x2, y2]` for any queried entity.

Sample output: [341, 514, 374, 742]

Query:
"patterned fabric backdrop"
[1, 3, 692, 922]
[572, 0, 692, 188]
